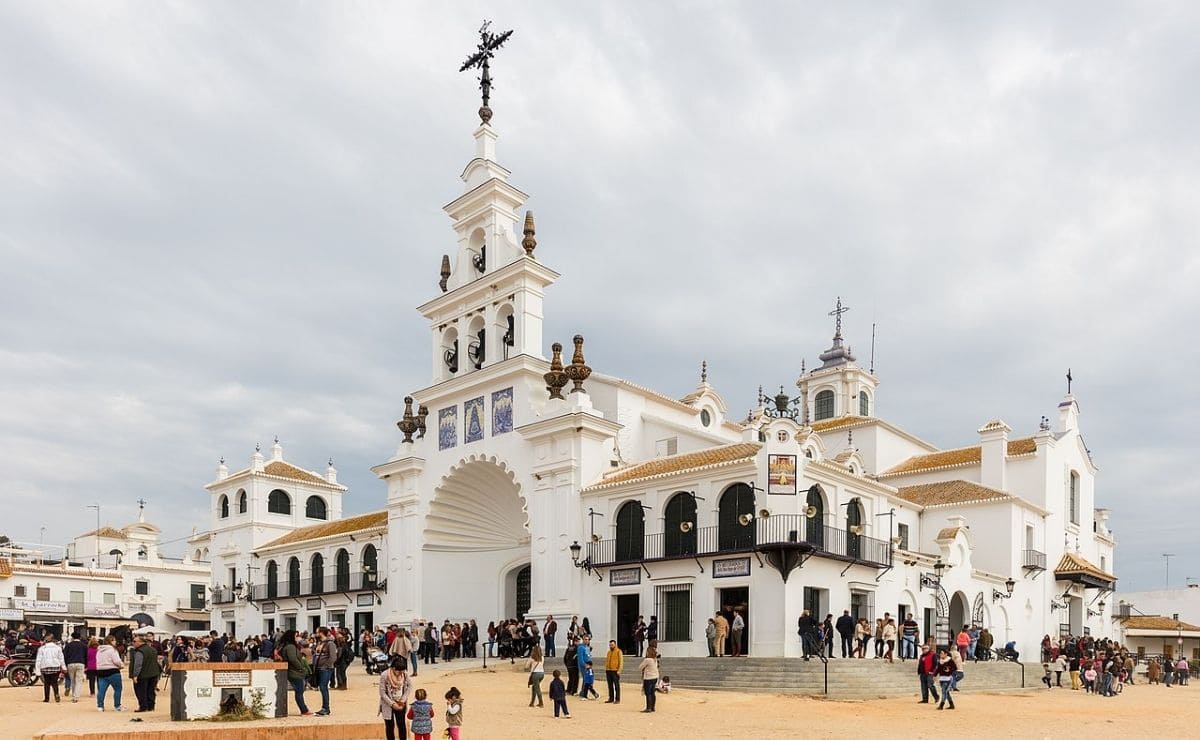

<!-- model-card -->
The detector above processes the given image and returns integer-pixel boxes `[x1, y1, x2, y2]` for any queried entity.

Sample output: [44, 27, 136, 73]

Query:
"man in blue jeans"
[314, 626, 337, 716]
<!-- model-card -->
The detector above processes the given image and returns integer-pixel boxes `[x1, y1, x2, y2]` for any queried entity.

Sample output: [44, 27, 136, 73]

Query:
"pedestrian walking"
[62, 632, 87, 703]
[35, 633, 66, 703]
[917, 643, 939, 703]
[639, 646, 660, 713]
[549, 669, 571, 718]
[279, 630, 312, 716]
[935, 649, 958, 710]
[95, 636, 125, 712]
[526, 645, 545, 708]
[129, 635, 161, 712]
[444, 687, 464, 740]
[605, 639, 623, 704]
[314, 626, 337, 716]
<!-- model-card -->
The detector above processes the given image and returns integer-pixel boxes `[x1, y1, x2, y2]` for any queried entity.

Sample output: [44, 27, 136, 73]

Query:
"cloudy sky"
[1, 1, 1196, 591]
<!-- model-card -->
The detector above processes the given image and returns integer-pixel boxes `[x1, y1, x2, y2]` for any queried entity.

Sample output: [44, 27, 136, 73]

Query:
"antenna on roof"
[869, 322, 876, 374]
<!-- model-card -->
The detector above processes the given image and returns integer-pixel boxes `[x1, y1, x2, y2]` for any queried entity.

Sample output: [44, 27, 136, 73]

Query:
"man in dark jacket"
[835, 610, 856, 658]
[207, 630, 224, 662]
[564, 638, 580, 694]
[797, 610, 817, 660]
[130, 635, 162, 712]
[62, 632, 88, 703]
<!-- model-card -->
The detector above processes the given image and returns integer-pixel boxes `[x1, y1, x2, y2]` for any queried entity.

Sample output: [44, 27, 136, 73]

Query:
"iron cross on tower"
[459, 20, 514, 124]
[829, 296, 850, 339]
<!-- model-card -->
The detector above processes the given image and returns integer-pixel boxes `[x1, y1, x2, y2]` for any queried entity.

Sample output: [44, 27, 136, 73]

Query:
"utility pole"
[1164, 553, 1175, 590]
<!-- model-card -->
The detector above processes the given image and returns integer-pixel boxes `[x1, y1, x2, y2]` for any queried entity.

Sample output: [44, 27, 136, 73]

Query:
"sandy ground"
[5, 658, 1199, 739]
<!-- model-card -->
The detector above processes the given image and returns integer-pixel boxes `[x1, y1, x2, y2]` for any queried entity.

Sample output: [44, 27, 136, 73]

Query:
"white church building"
[206, 93, 1118, 661]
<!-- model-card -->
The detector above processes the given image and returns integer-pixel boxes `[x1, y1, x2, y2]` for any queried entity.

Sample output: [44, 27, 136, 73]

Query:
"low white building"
[1, 506, 210, 637]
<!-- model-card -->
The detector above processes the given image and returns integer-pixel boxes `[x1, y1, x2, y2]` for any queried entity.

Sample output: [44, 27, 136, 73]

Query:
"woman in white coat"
[35, 634, 66, 703]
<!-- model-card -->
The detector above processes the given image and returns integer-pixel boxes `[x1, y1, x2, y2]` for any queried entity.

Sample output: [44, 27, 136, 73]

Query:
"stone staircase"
[616, 657, 1026, 699]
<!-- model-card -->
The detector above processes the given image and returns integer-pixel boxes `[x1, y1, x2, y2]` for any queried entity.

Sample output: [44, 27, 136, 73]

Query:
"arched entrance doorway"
[949, 591, 970, 647]
[424, 456, 527, 621]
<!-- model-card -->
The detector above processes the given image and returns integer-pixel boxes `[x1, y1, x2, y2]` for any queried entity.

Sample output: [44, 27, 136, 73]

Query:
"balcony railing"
[1022, 549, 1047, 571]
[588, 515, 893, 569]
[248, 570, 381, 601]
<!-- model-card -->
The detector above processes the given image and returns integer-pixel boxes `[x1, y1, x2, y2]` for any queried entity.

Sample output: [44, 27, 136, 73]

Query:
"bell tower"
[797, 297, 880, 422]
[417, 102, 559, 385]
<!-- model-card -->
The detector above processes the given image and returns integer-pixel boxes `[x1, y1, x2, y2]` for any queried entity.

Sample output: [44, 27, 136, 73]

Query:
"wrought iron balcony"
[1022, 549, 1047, 571]
[587, 514, 892, 570]
[249, 570, 381, 601]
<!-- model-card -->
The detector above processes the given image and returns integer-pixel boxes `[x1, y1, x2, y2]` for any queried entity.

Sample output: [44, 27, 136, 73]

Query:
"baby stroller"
[365, 645, 390, 675]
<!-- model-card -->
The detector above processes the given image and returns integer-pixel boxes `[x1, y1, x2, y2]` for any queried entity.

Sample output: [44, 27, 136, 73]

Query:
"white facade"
[191, 105, 1119, 662]
[356, 110, 1121, 662]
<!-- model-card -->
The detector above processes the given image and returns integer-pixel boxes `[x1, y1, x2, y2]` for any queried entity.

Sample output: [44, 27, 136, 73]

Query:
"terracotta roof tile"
[80, 526, 128, 539]
[810, 415, 871, 432]
[896, 480, 1013, 508]
[263, 461, 333, 486]
[256, 510, 388, 550]
[583, 443, 761, 491]
[1054, 552, 1117, 583]
[1119, 616, 1200, 631]
[880, 437, 1037, 477]
[936, 526, 965, 541]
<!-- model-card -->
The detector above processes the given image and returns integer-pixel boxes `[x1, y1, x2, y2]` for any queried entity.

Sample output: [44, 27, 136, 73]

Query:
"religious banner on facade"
[465, 396, 485, 443]
[492, 387, 514, 435]
[609, 568, 641, 587]
[713, 557, 751, 578]
[438, 406, 458, 450]
[767, 454, 797, 495]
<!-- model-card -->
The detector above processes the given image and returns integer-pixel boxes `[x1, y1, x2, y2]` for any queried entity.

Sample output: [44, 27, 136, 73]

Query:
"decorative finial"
[439, 254, 451, 292]
[829, 296, 850, 340]
[522, 211, 537, 256]
[274, 434, 279, 444]
[800, 359, 806, 375]
[847, 429, 854, 447]
[701, 360, 707, 384]
[1066, 367, 1073, 394]
[219, 456, 225, 465]
[564, 335, 592, 394]
[255, 442, 261, 453]
[459, 20, 514, 124]
[544, 343, 569, 400]
[416, 405, 429, 439]
[758, 385, 764, 405]
[397, 396, 419, 443]
[328, 458, 334, 468]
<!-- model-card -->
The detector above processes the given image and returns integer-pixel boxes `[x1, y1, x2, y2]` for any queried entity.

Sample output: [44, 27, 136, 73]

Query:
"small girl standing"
[445, 687, 464, 739]
[407, 688, 435, 740]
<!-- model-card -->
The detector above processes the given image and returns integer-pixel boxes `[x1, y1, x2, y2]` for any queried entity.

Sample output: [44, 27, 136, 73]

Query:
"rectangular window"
[654, 584, 691, 642]
[849, 589, 874, 622]
[15, 585, 26, 597]
[1100, 555, 1107, 574]
[897, 523, 910, 551]
[655, 437, 678, 457]
[69, 591, 84, 613]
[190, 584, 206, 610]
[1024, 525, 1034, 552]
[36, 586, 50, 601]
[103, 593, 116, 605]
[135, 580, 149, 596]
[1068, 472, 1080, 525]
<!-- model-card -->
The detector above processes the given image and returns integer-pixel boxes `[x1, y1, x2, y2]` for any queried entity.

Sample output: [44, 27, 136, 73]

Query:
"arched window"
[1068, 471, 1080, 525]
[859, 391, 870, 417]
[814, 390, 835, 421]
[305, 496, 328, 520]
[614, 501, 645, 562]
[663, 492, 698, 558]
[806, 486, 825, 547]
[335, 548, 350, 592]
[287, 557, 301, 596]
[218, 494, 229, 519]
[237, 489, 247, 514]
[845, 498, 863, 559]
[718, 483, 756, 551]
[268, 489, 291, 515]
[310, 553, 325, 594]
[266, 560, 278, 599]
[361, 544, 378, 589]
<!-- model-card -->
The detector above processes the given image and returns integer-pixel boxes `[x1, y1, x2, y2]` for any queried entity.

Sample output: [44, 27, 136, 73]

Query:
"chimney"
[977, 419, 1011, 491]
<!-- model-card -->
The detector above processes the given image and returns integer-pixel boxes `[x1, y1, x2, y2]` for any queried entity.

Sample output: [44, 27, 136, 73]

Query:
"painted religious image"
[438, 406, 458, 450]
[465, 396, 485, 443]
[767, 454, 797, 495]
[492, 387, 514, 435]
